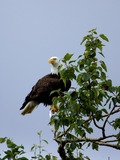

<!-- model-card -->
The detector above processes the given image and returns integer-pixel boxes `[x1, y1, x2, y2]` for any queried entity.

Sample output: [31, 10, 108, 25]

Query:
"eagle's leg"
[50, 105, 59, 113]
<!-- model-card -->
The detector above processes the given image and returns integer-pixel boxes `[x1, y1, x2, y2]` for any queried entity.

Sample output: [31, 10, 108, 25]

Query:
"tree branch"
[84, 105, 120, 123]
[102, 105, 116, 137]
[57, 142, 69, 160]
[95, 141, 120, 150]
[55, 134, 119, 152]
[54, 127, 71, 139]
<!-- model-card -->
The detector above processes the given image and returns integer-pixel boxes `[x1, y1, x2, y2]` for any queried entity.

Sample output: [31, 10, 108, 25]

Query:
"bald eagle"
[20, 57, 71, 115]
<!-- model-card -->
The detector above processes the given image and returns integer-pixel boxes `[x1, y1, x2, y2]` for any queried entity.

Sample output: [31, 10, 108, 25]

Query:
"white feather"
[21, 101, 39, 115]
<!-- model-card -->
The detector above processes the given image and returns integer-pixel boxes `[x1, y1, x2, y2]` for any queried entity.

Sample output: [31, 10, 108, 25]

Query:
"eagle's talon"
[50, 105, 59, 113]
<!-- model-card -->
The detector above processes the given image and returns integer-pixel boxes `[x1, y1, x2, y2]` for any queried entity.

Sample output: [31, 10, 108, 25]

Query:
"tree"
[50, 28, 120, 159]
[0, 29, 120, 160]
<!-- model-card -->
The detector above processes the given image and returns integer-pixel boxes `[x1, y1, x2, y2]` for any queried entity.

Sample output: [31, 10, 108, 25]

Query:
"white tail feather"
[21, 101, 39, 115]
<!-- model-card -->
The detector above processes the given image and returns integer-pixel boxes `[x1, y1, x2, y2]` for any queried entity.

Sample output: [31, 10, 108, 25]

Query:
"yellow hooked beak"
[48, 58, 55, 64]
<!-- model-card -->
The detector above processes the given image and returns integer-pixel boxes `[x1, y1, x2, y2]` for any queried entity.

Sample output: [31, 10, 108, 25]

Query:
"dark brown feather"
[20, 73, 71, 110]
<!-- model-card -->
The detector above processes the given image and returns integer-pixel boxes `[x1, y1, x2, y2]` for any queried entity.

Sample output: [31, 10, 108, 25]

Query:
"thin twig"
[102, 105, 116, 137]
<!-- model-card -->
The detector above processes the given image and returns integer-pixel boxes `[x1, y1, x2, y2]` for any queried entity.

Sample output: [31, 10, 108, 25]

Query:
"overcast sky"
[0, 0, 120, 159]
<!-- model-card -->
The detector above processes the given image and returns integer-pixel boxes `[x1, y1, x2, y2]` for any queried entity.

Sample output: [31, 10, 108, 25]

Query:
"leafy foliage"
[0, 137, 27, 160]
[0, 132, 57, 160]
[50, 28, 120, 159]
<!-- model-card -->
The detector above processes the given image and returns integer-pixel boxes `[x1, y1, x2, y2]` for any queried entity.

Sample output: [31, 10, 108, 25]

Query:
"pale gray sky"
[0, 0, 120, 159]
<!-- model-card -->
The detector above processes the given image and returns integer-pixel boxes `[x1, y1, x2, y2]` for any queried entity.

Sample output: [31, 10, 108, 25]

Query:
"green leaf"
[102, 108, 108, 114]
[98, 52, 105, 57]
[76, 74, 82, 85]
[92, 142, 99, 151]
[45, 154, 51, 160]
[17, 157, 29, 160]
[116, 132, 120, 141]
[42, 139, 48, 144]
[6, 139, 16, 148]
[0, 137, 6, 143]
[101, 72, 106, 80]
[54, 119, 60, 131]
[112, 97, 117, 106]
[31, 144, 36, 151]
[81, 72, 91, 81]
[60, 67, 76, 80]
[69, 60, 76, 64]
[63, 53, 74, 62]
[113, 118, 120, 130]
[85, 156, 91, 160]
[70, 142, 76, 151]
[78, 129, 86, 137]
[37, 130, 42, 136]
[52, 156, 58, 160]
[86, 142, 91, 149]
[50, 88, 61, 96]
[100, 60, 107, 72]
[99, 34, 109, 42]
[86, 127, 93, 134]
[80, 36, 88, 45]
[4, 150, 13, 158]
[88, 28, 97, 34]
[95, 110, 102, 121]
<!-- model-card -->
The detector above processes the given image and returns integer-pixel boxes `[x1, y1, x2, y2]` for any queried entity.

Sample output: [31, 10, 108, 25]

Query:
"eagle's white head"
[48, 57, 60, 75]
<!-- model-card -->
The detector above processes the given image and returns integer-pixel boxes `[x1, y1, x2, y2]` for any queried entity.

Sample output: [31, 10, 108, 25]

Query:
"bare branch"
[83, 106, 120, 126]
[92, 115, 103, 130]
[102, 107, 120, 118]
[102, 105, 116, 137]
[55, 134, 119, 151]
[54, 127, 71, 139]
[95, 141, 120, 150]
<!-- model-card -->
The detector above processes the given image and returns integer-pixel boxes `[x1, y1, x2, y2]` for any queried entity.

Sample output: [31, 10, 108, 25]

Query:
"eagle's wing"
[20, 74, 62, 115]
